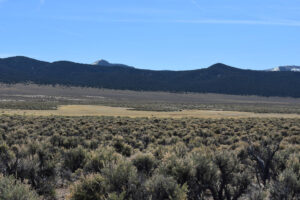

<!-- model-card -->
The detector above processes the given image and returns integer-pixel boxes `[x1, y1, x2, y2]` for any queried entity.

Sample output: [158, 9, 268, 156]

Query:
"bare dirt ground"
[1, 105, 300, 118]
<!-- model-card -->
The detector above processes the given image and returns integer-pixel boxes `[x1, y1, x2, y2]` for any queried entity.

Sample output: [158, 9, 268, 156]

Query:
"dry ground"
[1, 105, 300, 118]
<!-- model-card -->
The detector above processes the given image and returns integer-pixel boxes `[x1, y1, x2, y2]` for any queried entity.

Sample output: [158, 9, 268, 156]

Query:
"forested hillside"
[1, 56, 300, 97]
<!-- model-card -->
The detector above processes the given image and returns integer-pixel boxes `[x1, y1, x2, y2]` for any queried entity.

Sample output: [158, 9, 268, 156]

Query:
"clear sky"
[0, 0, 300, 70]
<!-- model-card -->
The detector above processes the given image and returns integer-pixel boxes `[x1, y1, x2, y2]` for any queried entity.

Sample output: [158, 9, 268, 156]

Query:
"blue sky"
[0, 0, 300, 70]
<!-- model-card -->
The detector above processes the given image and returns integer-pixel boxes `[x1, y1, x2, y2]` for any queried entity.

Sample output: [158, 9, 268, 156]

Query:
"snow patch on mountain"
[267, 66, 300, 72]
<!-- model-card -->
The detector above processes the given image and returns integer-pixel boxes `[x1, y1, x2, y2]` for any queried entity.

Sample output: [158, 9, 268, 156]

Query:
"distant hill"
[93, 59, 134, 68]
[1, 56, 300, 97]
[93, 59, 111, 66]
[266, 66, 300, 72]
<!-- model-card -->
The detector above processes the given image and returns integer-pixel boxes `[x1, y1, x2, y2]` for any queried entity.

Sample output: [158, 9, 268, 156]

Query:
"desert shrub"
[50, 134, 64, 147]
[171, 142, 188, 158]
[28, 142, 40, 157]
[157, 153, 193, 186]
[102, 161, 139, 199]
[270, 154, 300, 200]
[89, 139, 99, 149]
[0, 142, 56, 198]
[0, 143, 16, 175]
[106, 192, 126, 200]
[113, 137, 132, 157]
[246, 186, 267, 200]
[131, 153, 156, 176]
[247, 136, 282, 185]
[211, 152, 250, 200]
[0, 115, 299, 199]
[35, 160, 57, 198]
[190, 151, 250, 200]
[68, 174, 107, 200]
[16, 150, 56, 198]
[0, 174, 40, 200]
[63, 147, 87, 172]
[189, 152, 216, 199]
[145, 174, 187, 200]
[270, 169, 300, 200]
[84, 147, 122, 173]
[151, 146, 169, 160]
[62, 137, 81, 149]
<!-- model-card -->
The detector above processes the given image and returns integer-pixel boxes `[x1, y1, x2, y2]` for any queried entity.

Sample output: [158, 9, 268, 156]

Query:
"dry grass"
[2, 83, 300, 113]
[1, 105, 300, 118]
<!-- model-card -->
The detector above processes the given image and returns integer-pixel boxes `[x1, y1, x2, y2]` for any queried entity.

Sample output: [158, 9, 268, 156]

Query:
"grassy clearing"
[1, 105, 300, 118]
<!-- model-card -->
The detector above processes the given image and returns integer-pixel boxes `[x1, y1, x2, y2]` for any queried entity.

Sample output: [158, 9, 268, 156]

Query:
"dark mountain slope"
[0, 56, 300, 97]
[93, 59, 135, 69]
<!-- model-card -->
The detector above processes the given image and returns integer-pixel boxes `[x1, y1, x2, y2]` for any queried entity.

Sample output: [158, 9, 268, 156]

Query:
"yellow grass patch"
[1, 105, 300, 118]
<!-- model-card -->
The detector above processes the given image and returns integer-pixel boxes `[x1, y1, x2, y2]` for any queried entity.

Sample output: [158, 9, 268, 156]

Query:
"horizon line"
[2, 55, 296, 71]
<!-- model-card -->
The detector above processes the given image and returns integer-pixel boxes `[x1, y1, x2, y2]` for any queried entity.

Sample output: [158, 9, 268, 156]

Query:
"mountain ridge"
[267, 66, 300, 72]
[93, 59, 135, 69]
[1, 56, 300, 97]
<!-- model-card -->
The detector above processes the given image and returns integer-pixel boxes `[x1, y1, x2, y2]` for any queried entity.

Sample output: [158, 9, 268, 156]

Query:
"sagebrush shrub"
[145, 174, 187, 200]
[102, 161, 138, 198]
[68, 174, 107, 200]
[63, 147, 87, 172]
[0, 174, 40, 200]
[131, 153, 156, 176]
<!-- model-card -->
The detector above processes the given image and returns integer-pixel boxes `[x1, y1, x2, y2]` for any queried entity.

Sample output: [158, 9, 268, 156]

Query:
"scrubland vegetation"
[0, 115, 299, 199]
[2, 84, 300, 114]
